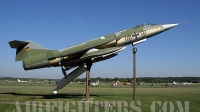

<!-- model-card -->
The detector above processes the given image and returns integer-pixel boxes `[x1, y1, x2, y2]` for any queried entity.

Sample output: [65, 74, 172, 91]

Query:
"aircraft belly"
[62, 46, 125, 64]
[92, 54, 118, 63]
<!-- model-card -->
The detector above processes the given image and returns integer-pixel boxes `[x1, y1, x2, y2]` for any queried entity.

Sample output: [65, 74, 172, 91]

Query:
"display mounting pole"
[133, 46, 137, 101]
[85, 62, 92, 101]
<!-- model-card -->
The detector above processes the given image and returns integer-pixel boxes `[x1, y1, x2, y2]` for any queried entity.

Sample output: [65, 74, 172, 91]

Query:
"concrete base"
[82, 98, 94, 101]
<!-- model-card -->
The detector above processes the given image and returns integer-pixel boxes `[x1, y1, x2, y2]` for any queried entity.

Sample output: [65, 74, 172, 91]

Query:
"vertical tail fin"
[9, 40, 47, 61]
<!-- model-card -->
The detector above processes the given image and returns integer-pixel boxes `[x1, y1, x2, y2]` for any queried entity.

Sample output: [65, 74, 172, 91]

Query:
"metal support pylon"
[85, 62, 92, 101]
[133, 46, 137, 101]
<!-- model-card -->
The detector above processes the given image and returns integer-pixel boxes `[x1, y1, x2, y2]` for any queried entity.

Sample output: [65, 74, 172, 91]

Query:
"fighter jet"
[18, 79, 27, 82]
[9, 23, 180, 94]
[183, 82, 192, 85]
[172, 81, 178, 85]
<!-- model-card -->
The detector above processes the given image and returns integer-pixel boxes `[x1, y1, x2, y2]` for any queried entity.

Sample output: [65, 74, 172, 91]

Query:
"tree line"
[76, 77, 200, 83]
[1, 77, 199, 83]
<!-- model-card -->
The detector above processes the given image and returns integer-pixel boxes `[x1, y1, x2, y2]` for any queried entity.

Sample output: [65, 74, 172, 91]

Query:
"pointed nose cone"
[162, 23, 179, 30]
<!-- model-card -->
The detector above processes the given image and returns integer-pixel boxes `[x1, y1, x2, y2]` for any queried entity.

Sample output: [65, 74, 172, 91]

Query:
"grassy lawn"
[0, 82, 199, 112]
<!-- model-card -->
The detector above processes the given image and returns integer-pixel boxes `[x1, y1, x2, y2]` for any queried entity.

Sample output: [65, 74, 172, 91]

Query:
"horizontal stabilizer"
[9, 40, 46, 49]
[9, 40, 29, 49]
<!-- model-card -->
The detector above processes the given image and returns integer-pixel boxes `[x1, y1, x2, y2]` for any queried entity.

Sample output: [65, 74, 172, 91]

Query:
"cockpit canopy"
[136, 23, 157, 27]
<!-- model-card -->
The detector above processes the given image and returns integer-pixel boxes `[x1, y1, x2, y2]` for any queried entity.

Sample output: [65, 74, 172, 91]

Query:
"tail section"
[9, 40, 47, 61]
[9, 40, 61, 70]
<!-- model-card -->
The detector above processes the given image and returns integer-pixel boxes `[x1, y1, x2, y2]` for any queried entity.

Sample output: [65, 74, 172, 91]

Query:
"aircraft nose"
[162, 23, 179, 30]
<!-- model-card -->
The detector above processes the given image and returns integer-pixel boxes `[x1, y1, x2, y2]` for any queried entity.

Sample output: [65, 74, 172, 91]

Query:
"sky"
[0, 0, 200, 79]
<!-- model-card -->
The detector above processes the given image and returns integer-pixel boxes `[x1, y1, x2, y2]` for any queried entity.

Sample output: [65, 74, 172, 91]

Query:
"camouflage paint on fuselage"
[9, 23, 179, 70]
[24, 24, 164, 70]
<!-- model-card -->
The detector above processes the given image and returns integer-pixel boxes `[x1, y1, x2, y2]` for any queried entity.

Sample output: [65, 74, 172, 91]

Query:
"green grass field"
[0, 82, 199, 112]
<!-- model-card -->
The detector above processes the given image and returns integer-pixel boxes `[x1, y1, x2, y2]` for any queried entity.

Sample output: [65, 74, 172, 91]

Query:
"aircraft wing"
[60, 46, 126, 67]
[48, 38, 117, 66]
